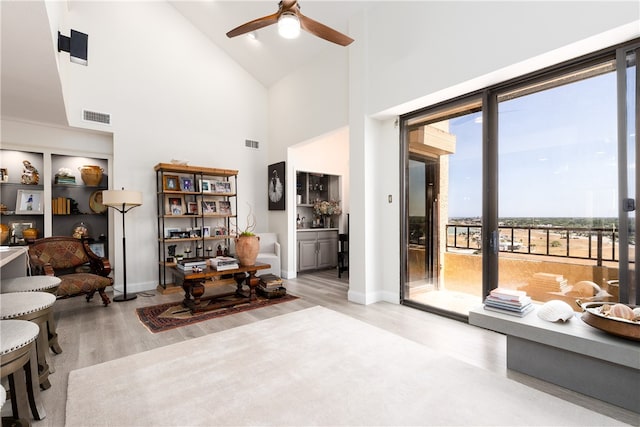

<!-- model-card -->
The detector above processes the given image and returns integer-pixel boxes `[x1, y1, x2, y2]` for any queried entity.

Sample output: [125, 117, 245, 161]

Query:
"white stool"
[0, 293, 56, 390]
[1, 276, 61, 294]
[1, 276, 62, 354]
[0, 319, 46, 421]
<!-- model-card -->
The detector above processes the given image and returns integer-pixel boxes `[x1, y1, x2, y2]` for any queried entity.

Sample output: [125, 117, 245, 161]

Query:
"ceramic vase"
[79, 165, 104, 186]
[0, 224, 9, 244]
[235, 235, 260, 266]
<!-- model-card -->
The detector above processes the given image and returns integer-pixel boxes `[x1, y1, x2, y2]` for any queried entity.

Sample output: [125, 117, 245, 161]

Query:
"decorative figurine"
[216, 244, 223, 257]
[21, 160, 39, 185]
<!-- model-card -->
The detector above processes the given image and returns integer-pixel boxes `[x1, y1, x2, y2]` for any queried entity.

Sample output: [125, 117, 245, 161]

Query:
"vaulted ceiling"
[1, 1, 369, 127]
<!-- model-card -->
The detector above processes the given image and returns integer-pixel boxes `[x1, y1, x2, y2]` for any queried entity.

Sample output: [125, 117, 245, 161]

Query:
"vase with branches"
[232, 203, 259, 265]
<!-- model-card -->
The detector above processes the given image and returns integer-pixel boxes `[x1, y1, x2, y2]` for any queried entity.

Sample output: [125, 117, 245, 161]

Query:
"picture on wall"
[268, 161, 285, 211]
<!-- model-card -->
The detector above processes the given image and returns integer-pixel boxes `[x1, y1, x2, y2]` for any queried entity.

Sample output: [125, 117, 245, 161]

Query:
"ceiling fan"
[226, 0, 354, 47]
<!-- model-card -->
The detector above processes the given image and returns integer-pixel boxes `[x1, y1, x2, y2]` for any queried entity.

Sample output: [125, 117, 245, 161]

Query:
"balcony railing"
[445, 224, 631, 266]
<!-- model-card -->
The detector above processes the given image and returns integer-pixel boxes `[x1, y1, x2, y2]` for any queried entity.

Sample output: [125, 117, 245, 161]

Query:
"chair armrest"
[29, 255, 55, 276]
[83, 240, 112, 277]
[274, 241, 280, 257]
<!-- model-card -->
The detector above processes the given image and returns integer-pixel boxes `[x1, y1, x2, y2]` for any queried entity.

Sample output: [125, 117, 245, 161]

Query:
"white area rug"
[66, 306, 625, 426]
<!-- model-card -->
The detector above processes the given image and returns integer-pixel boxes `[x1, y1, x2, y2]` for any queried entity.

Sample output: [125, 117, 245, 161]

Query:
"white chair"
[255, 233, 281, 277]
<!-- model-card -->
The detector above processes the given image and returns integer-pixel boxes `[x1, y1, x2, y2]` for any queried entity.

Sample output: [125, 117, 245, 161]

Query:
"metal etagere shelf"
[154, 163, 238, 293]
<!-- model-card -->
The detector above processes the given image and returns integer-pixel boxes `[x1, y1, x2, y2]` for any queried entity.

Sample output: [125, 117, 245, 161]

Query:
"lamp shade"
[102, 190, 142, 208]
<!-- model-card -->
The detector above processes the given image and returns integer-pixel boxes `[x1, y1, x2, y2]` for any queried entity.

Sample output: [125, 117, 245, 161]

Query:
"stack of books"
[484, 288, 533, 317]
[258, 274, 286, 298]
[176, 258, 207, 271]
[55, 175, 76, 184]
[209, 256, 239, 271]
[259, 274, 284, 290]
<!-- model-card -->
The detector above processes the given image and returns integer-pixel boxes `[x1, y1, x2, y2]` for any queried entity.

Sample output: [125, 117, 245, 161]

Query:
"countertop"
[297, 228, 339, 232]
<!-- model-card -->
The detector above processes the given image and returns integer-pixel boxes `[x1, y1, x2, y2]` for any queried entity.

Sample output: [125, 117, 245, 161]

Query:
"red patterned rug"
[136, 293, 299, 333]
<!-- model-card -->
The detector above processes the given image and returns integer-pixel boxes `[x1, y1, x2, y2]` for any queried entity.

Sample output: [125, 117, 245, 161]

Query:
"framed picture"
[202, 226, 211, 238]
[166, 196, 184, 215]
[268, 161, 285, 211]
[164, 227, 180, 238]
[88, 242, 105, 258]
[170, 230, 190, 239]
[187, 201, 198, 215]
[212, 180, 232, 194]
[218, 200, 231, 215]
[9, 221, 33, 240]
[15, 189, 44, 214]
[180, 177, 194, 192]
[0, 168, 8, 182]
[199, 179, 211, 193]
[201, 200, 217, 214]
[163, 175, 179, 191]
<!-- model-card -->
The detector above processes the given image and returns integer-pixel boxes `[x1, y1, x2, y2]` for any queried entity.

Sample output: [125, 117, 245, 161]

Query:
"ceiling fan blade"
[299, 13, 354, 46]
[226, 12, 279, 38]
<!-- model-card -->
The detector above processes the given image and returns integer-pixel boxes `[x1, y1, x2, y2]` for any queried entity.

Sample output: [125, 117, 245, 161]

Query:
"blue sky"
[446, 70, 635, 219]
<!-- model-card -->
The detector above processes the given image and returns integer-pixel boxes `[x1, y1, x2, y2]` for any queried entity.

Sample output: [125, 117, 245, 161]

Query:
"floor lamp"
[102, 188, 142, 302]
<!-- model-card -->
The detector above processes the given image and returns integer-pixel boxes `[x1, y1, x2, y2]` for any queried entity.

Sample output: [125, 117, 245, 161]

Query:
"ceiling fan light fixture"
[277, 12, 300, 39]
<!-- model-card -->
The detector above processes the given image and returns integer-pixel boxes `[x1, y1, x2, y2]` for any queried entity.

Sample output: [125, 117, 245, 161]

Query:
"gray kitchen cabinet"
[297, 230, 338, 272]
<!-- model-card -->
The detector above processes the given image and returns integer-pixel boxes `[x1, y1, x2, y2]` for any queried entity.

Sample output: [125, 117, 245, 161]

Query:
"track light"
[277, 12, 300, 39]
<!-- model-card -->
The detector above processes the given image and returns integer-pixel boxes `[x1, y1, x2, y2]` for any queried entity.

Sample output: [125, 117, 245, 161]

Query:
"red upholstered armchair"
[28, 236, 112, 306]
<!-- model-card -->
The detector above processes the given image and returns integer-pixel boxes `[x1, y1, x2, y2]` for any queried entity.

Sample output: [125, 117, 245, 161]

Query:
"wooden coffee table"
[172, 262, 270, 313]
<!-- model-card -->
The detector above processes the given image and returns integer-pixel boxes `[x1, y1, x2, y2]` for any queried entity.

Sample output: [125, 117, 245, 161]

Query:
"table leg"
[246, 270, 259, 301]
[181, 278, 191, 305]
[233, 272, 246, 295]
[191, 281, 205, 306]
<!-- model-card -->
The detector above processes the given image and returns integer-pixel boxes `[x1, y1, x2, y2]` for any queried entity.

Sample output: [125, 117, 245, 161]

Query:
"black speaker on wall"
[58, 29, 88, 66]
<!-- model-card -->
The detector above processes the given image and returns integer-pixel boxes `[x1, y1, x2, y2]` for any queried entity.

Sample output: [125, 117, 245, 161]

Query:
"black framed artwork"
[268, 161, 285, 211]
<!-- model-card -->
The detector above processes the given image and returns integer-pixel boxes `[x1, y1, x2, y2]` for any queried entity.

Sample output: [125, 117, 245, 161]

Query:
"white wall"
[51, 1, 269, 293]
[364, 1, 640, 117]
[269, 46, 350, 278]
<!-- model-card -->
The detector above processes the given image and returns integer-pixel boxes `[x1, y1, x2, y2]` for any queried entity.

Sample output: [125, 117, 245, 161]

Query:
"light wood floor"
[8, 270, 637, 426]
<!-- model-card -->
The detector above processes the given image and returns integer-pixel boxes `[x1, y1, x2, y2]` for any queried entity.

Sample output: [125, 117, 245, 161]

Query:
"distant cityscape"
[449, 217, 633, 231]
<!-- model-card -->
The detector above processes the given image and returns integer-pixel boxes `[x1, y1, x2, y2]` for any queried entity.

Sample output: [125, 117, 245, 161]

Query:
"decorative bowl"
[577, 300, 640, 341]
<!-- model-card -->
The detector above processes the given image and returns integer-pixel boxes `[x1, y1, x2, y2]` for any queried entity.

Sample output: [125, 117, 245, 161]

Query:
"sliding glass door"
[402, 100, 483, 319]
[401, 38, 640, 318]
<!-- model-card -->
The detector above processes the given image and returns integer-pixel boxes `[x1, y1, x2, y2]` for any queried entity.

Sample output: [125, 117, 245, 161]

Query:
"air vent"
[83, 109, 111, 125]
[245, 139, 259, 149]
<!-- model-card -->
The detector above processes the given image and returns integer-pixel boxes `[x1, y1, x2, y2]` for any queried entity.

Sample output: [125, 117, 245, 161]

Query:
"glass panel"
[622, 48, 637, 303]
[404, 108, 483, 316]
[497, 60, 620, 309]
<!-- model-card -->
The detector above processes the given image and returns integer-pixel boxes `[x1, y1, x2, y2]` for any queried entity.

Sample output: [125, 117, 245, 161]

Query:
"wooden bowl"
[577, 300, 640, 341]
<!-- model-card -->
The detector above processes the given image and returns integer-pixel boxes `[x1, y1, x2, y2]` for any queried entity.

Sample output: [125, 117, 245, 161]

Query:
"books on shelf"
[54, 176, 76, 184]
[208, 256, 239, 271]
[483, 287, 533, 317]
[176, 258, 208, 270]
